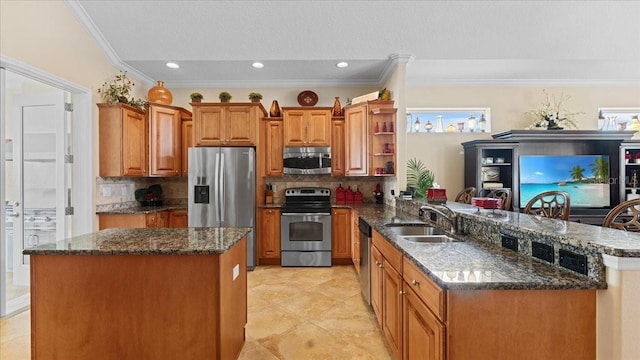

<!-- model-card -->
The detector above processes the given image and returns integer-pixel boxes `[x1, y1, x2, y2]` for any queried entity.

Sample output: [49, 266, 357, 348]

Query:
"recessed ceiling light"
[166, 62, 179, 69]
[252, 62, 264, 69]
[336, 62, 349, 68]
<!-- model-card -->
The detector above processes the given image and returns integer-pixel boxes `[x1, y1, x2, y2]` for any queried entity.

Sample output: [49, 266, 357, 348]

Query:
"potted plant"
[406, 158, 434, 198]
[219, 91, 232, 103]
[97, 70, 147, 111]
[248, 92, 263, 103]
[190, 92, 204, 103]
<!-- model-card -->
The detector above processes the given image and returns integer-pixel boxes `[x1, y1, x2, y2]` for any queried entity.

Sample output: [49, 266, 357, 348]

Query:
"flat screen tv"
[519, 155, 610, 208]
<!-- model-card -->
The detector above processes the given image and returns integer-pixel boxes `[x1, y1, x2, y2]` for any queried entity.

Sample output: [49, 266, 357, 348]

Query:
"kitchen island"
[24, 227, 249, 360]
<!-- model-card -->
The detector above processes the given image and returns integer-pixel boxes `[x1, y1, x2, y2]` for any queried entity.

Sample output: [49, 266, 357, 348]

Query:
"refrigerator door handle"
[219, 152, 225, 222]
[214, 152, 220, 222]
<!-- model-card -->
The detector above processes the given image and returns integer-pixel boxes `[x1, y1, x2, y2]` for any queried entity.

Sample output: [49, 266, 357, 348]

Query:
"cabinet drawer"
[372, 230, 402, 273]
[403, 257, 445, 321]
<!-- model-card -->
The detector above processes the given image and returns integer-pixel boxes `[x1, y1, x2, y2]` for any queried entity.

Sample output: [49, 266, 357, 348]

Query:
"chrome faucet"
[419, 204, 459, 234]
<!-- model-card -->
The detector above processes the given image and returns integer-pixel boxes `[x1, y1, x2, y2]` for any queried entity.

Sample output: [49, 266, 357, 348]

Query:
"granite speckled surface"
[96, 205, 187, 215]
[23, 227, 250, 255]
[354, 204, 603, 290]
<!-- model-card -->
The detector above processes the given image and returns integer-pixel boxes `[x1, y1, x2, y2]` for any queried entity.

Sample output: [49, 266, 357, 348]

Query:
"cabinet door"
[225, 105, 256, 145]
[306, 109, 331, 146]
[149, 105, 181, 176]
[156, 211, 169, 228]
[98, 214, 147, 229]
[181, 119, 193, 176]
[383, 261, 403, 360]
[371, 244, 384, 326]
[344, 105, 368, 175]
[331, 208, 351, 259]
[259, 209, 281, 259]
[331, 120, 345, 176]
[403, 284, 445, 360]
[121, 107, 148, 176]
[194, 105, 224, 146]
[283, 109, 306, 146]
[264, 120, 284, 176]
[169, 209, 188, 228]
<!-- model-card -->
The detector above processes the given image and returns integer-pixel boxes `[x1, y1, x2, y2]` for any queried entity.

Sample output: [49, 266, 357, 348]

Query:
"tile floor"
[1, 265, 392, 359]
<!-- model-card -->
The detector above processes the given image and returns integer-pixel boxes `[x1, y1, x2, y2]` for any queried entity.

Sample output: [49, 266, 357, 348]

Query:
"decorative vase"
[332, 97, 343, 116]
[147, 80, 173, 105]
[270, 100, 281, 117]
[435, 115, 444, 133]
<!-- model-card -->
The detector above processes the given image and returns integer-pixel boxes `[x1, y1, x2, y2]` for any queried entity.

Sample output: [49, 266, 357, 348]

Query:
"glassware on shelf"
[457, 122, 465, 132]
[389, 121, 394, 132]
[375, 122, 380, 133]
[435, 115, 444, 133]
[425, 120, 433, 132]
[446, 123, 456, 133]
[630, 169, 639, 189]
[603, 115, 617, 131]
[382, 122, 387, 132]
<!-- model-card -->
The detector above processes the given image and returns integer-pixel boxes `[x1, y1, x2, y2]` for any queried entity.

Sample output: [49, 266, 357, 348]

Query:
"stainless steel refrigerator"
[188, 147, 256, 269]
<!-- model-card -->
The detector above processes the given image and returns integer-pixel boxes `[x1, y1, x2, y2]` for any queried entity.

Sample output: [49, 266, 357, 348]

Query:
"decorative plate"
[297, 90, 319, 106]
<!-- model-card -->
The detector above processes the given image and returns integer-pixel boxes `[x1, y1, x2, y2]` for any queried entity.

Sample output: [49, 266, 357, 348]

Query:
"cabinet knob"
[411, 279, 420, 286]
[399, 290, 405, 296]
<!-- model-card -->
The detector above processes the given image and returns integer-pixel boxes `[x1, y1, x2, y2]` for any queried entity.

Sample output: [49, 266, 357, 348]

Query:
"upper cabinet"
[331, 118, 346, 176]
[181, 115, 193, 177]
[148, 103, 189, 177]
[98, 103, 148, 177]
[261, 117, 284, 177]
[282, 107, 331, 146]
[98, 103, 192, 178]
[192, 103, 267, 146]
[344, 100, 396, 176]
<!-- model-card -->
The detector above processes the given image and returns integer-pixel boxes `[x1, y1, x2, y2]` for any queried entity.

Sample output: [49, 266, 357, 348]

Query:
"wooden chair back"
[603, 198, 640, 231]
[454, 187, 476, 204]
[478, 188, 512, 211]
[523, 191, 571, 221]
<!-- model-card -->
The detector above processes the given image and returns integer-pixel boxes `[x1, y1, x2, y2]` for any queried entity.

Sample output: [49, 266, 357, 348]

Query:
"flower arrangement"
[97, 70, 147, 111]
[525, 89, 583, 130]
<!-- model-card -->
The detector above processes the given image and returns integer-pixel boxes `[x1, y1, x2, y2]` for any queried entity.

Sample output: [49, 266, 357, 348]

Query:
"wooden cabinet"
[403, 284, 445, 360]
[148, 104, 184, 177]
[98, 103, 147, 177]
[181, 116, 193, 177]
[331, 208, 351, 261]
[192, 103, 266, 146]
[351, 209, 360, 274]
[282, 107, 331, 146]
[168, 209, 188, 228]
[344, 104, 368, 176]
[331, 118, 346, 176]
[98, 211, 169, 230]
[370, 243, 384, 326]
[262, 118, 284, 176]
[344, 100, 396, 176]
[258, 208, 280, 264]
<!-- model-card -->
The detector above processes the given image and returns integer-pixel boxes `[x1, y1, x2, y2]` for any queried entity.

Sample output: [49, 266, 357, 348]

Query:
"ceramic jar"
[147, 80, 173, 105]
[270, 100, 281, 117]
[332, 97, 343, 116]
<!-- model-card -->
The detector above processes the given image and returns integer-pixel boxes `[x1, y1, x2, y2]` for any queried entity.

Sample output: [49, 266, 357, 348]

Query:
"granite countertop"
[96, 205, 187, 215]
[355, 205, 603, 291]
[23, 227, 250, 255]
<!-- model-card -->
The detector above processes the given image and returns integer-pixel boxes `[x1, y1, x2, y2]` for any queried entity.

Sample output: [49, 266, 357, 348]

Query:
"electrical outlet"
[102, 186, 112, 197]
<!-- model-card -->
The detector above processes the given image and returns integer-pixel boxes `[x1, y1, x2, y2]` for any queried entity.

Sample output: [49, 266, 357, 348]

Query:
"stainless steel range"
[281, 187, 332, 267]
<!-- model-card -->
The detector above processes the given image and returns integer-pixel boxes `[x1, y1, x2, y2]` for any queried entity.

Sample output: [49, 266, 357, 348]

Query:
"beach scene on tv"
[519, 155, 610, 208]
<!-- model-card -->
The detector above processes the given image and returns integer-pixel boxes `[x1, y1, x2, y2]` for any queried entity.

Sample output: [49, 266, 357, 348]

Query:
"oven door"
[281, 213, 332, 251]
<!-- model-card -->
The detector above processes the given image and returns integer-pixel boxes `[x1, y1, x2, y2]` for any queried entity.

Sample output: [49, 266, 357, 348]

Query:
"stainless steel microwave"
[283, 146, 331, 175]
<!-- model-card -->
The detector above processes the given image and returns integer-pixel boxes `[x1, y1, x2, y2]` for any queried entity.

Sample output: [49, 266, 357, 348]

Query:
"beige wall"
[403, 86, 640, 195]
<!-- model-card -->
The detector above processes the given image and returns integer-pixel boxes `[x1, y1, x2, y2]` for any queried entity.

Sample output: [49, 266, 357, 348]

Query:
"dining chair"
[602, 198, 640, 231]
[454, 187, 476, 204]
[478, 188, 512, 211]
[523, 191, 571, 221]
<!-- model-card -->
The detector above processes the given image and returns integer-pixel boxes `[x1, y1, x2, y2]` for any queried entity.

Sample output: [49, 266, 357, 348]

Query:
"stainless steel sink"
[401, 235, 463, 243]
[385, 223, 447, 236]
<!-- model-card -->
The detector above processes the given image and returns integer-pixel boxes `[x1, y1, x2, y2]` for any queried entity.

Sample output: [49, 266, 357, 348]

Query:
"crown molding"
[407, 78, 640, 87]
[0, 55, 89, 93]
[65, 0, 154, 86]
[164, 78, 382, 89]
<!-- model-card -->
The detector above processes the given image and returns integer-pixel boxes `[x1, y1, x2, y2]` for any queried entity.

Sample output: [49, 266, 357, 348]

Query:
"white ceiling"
[68, 0, 640, 88]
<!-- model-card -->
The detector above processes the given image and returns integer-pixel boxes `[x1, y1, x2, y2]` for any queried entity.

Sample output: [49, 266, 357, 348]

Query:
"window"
[406, 108, 491, 133]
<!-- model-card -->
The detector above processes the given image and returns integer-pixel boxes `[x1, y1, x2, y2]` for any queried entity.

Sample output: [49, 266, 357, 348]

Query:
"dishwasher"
[358, 217, 372, 305]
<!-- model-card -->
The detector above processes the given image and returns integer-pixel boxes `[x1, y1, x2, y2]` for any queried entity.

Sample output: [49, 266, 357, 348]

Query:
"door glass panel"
[289, 221, 323, 241]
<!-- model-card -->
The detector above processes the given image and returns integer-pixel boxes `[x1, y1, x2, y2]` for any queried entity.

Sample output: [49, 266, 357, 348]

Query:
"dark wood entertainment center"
[463, 130, 640, 225]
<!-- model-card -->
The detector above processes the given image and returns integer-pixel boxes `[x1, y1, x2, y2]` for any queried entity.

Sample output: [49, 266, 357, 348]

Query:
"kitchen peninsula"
[24, 227, 249, 360]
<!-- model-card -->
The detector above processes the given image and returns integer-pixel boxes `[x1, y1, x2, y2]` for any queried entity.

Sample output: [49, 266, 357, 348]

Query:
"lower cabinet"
[99, 211, 169, 230]
[403, 284, 444, 360]
[258, 208, 281, 265]
[168, 209, 188, 228]
[331, 208, 351, 262]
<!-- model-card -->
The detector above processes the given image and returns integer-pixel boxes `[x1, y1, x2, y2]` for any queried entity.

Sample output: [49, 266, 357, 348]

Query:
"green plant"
[248, 92, 263, 101]
[97, 70, 147, 111]
[219, 91, 232, 102]
[406, 158, 434, 198]
[190, 92, 203, 101]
